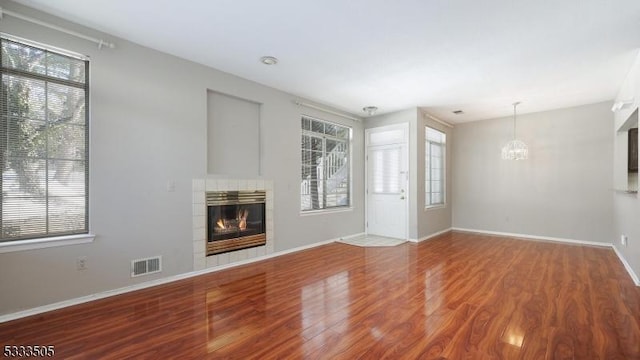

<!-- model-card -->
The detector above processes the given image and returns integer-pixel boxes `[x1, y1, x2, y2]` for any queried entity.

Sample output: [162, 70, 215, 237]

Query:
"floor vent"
[131, 256, 162, 277]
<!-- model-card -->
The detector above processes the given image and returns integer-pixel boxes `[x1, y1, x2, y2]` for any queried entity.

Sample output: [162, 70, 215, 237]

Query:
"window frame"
[0, 34, 91, 245]
[425, 126, 446, 208]
[300, 115, 352, 213]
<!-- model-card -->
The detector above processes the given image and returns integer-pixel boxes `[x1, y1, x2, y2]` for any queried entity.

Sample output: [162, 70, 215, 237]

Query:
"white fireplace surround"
[192, 178, 274, 270]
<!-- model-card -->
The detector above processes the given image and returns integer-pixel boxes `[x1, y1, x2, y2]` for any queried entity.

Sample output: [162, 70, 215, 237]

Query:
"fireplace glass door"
[208, 203, 265, 242]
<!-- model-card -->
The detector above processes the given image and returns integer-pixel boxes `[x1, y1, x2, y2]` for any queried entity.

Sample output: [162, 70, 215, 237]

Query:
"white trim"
[0, 234, 95, 253]
[425, 126, 447, 208]
[0, 233, 357, 323]
[408, 227, 452, 243]
[339, 232, 366, 241]
[299, 207, 354, 217]
[453, 227, 640, 287]
[424, 204, 446, 211]
[452, 227, 612, 247]
[612, 245, 640, 286]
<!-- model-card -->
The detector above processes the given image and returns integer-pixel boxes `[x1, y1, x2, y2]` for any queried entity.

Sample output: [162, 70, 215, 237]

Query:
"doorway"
[365, 123, 409, 239]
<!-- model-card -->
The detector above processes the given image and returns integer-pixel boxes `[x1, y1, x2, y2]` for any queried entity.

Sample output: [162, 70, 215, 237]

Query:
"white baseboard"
[451, 227, 611, 247]
[452, 227, 640, 287]
[408, 227, 452, 243]
[612, 245, 640, 286]
[0, 234, 351, 323]
[339, 232, 366, 240]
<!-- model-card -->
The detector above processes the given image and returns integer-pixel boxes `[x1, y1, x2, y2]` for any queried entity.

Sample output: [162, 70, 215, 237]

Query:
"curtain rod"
[294, 100, 361, 122]
[0, 7, 115, 49]
[423, 112, 454, 128]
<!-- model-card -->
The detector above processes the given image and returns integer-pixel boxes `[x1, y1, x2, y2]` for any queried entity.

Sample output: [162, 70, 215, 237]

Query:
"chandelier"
[501, 102, 528, 160]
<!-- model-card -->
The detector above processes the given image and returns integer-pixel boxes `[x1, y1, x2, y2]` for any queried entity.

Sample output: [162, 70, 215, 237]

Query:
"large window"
[425, 126, 445, 207]
[0, 36, 89, 241]
[301, 116, 351, 211]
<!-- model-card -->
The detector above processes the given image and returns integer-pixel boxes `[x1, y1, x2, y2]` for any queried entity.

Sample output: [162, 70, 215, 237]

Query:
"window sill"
[300, 207, 354, 217]
[0, 234, 95, 254]
[425, 204, 446, 211]
[613, 188, 638, 194]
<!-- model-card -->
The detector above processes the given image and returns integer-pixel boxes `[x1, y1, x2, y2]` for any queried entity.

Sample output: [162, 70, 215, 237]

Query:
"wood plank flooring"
[1, 231, 639, 359]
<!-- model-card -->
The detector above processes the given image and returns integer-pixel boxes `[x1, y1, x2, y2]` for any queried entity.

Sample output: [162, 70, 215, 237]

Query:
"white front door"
[365, 124, 408, 239]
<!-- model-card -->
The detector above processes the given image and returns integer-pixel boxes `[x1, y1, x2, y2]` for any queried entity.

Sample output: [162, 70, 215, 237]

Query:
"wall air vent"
[131, 256, 162, 277]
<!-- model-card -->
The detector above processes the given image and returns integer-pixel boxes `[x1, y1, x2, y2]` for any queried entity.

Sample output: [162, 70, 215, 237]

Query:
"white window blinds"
[0, 37, 89, 241]
[370, 146, 401, 194]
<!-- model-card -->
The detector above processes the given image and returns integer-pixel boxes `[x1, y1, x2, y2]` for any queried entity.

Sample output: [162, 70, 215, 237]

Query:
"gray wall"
[613, 53, 640, 281]
[452, 102, 614, 243]
[0, 2, 364, 315]
[364, 109, 453, 240]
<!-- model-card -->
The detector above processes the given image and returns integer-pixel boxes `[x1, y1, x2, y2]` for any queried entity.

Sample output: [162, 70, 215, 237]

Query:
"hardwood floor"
[1, 232, 639, 359]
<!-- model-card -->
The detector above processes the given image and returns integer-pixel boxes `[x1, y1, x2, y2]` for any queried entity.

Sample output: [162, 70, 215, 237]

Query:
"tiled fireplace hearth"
[192, 179, 274, 270]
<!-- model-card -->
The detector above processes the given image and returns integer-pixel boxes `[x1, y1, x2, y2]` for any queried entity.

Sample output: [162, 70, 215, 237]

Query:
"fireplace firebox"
[206, 191, 266, 256]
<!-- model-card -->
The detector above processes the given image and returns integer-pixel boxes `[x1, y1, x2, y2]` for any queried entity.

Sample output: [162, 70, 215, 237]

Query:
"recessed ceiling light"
[453, 110, 464, 115]
[363, 106, 378, 116]
[260, 56, 278, 65]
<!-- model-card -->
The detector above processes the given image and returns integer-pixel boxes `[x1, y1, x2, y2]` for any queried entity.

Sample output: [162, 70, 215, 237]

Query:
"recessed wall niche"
[207, 90, 261, 176]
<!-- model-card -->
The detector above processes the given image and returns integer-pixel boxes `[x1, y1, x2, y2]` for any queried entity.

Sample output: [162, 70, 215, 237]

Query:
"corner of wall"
[612, 243, 640, 286]
[612, 49, 640, 286]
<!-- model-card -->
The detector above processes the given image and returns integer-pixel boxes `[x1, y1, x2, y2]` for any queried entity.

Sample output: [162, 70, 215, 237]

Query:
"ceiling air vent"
[131, 256, 162, 277]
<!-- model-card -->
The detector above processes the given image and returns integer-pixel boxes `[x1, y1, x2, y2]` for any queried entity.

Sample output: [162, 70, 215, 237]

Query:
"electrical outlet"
[621, 235, 628, 247]
[76, 256, 87, 271]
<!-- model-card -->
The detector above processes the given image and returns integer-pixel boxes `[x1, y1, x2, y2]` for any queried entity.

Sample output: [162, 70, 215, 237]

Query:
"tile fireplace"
[192, 178, 274, 270]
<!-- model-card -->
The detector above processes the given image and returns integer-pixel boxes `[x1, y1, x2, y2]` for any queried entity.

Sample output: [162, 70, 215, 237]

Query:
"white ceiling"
[13, 0, 640, 123]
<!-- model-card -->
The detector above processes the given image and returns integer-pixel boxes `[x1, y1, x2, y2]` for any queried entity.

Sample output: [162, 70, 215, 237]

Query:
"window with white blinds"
[425, 126, 446, 207]
[0, 36, 89, 241]
[370, 146, 401, 194]
[301, 116, 351, 211]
